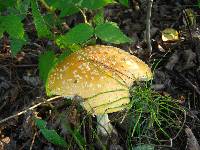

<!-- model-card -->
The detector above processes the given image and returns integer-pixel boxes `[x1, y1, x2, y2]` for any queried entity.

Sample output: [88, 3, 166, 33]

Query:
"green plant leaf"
[118, 0, 129, 7]
[49, 0, 80, 8]
[34, 117, 47, 129]
[0, 0, 16, 11]
[10, 38, 26, 56]
[44, 13, 57, 26]
[132, 144, 154, 150]
[56, 23, 94, 48]
[95, 22, 132, 44]
[0, 27, 4, 38]
[16, 0, 31, 15]
[80, 0, 115, 9]
[40, 129, 68, 148]
[49, 0, 79, 17]
[0, 15, 26, 55]
[34, 118, 68, 148]
[31, 0, 52, 38]
[39, 51, 56, 84]
[197, 0, 200, 8]
[60, 6, 79, 17]
[93, 9, 104, 25]
[0, 15, 24, 39]
[66, 44, 81, 52]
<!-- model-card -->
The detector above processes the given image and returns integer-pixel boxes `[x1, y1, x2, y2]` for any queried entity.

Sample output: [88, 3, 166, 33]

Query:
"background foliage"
[0, 0, 131, 56]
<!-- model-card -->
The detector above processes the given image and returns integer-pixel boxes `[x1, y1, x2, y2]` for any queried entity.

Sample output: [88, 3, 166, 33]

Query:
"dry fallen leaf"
[162, 28, 179, 42]
[183, 8, 196, 27]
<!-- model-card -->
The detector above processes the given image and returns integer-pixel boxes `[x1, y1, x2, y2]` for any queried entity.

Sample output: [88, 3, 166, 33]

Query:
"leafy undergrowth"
[1, 0, 200, 150]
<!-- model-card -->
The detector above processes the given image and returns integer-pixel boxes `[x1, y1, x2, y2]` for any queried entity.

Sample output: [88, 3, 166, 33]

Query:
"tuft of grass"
[127, 83, 186, 148]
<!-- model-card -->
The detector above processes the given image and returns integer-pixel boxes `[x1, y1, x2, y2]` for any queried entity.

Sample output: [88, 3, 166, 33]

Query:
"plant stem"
[39, 0, 54, 12]
[0, 96, 62, 124]
[79, 9, 88, 24]
[145, 0, 154, 53]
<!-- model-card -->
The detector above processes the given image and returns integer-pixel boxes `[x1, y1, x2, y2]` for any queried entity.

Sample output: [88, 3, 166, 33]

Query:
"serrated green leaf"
[40, 129, 68, 148]
[16, 0, 31, 15]
[66, 44, 81, 52]
[49, 0, 79, 17]
[93, 9, 104, 25]
[0, 15, 24, 39]
[34, 118, 47, 129]
[34, 118, 68, 148]
[43, 13, 56, 26]
[80, 0, 115, 9]
[197, 0, 200, 8]
[0, 28, 3, 38]
[48, 0, 80, 8]
[0, 0, 16, 11]
[56, 23, 94, 48]
[0, 15, 26, 55]
[6, 7, 21, 16]
[59, 6, 79, 17]
[132, 144, 154, 150]
[119, 0, 129, 7]
[39, 51, 56, 84]
[31, 0, 52, 38]
[95, 22, 132, 44]
[10, 38, 26, 56]
[43, 13, 64, 28]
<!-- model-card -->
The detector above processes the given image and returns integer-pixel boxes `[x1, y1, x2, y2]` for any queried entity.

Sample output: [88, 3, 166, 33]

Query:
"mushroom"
[46, 45, 152, 137]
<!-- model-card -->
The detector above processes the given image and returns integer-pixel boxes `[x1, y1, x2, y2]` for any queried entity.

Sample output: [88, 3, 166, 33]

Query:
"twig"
[0, 96, 62, 124]
[145, 0, 154, 53]
[29, 132, 37, 150]
[79, 9, 88, 24]
[179, 74, 200, 96]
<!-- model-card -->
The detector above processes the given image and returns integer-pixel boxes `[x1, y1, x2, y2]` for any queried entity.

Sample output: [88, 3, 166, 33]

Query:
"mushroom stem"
[96, 114, 117, 136]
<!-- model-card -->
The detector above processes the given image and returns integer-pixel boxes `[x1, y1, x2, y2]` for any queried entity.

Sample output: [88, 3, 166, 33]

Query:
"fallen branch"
[185, 127, 200, 150]
[0, 96, 62, 124]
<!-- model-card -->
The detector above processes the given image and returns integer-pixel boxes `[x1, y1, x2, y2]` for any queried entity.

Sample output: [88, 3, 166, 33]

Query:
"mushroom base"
[96, 114, 117, 137]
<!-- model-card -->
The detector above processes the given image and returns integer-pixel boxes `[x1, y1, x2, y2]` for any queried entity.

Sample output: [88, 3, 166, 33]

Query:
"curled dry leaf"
[183, 8, 196, 27]
[161, 28, 179, 42]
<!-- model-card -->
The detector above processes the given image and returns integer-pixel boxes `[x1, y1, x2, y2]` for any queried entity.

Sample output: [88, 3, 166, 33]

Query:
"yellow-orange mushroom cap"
[46, 45, 152, 115]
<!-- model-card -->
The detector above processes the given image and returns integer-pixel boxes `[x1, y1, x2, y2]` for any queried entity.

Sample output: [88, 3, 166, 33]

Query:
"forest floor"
[0, 0, 200, 150]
